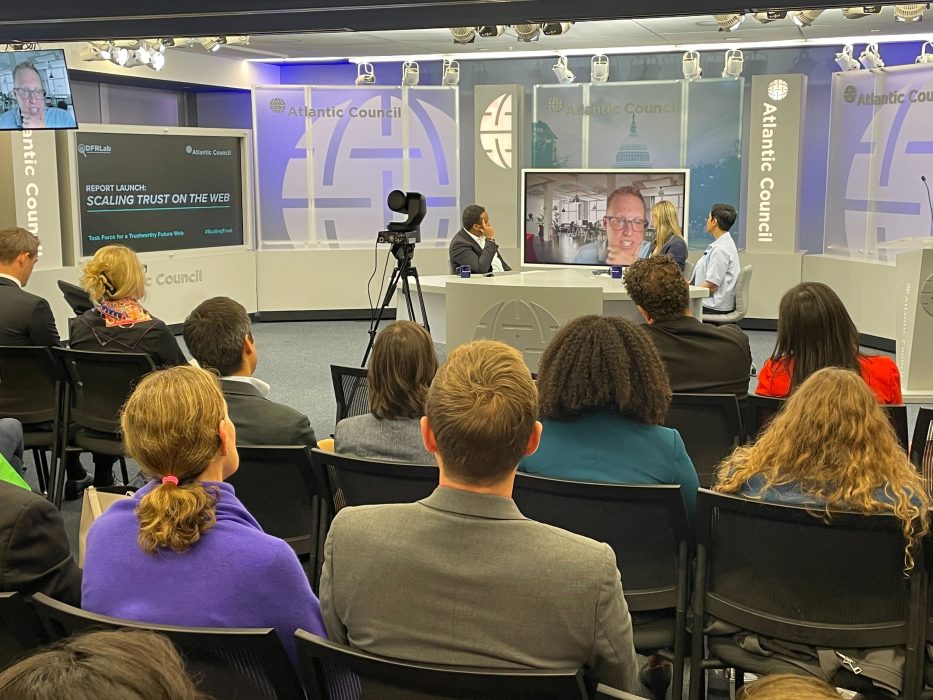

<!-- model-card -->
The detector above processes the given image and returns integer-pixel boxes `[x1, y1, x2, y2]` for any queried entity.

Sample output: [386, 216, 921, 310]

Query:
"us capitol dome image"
[615, 114, 652, 168]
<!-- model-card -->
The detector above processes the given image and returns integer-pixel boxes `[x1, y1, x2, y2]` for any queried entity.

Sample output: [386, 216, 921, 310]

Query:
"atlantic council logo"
[547, 96, 564, 113]
[269, 97, 286, 114]
[479, 93, 513, 169]
[844, 85, 857, 104]
[767, 79, 789, 101]
[185, 145, 193, 154]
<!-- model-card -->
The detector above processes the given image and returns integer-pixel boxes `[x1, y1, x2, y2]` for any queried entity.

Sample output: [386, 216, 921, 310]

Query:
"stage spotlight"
[148, 51, 166, 71]
[842, 6, 882, 18]
[402, 61, 420, 86]
[591, 54, 609, 83]
[895, 4, 927, 21]
[477, 25, 506, 37]
[752, 10, 787, 22]
[714, 14, 744, 31]
[450, 26, 477, 44]
[543, 22, 574, 35]
[552, 56, 575, 84]
[682, 51, 702, 81]
[198, 37, 221, 52]
[79, 43, 111, 62]
[442, 59, 460, 86]
[722, 48, 743, 79]
[791, 10, 823, 26]
[514, 23, 542, 41]
[110, 47, 129, 66]
[222, 35, 251, 46]
[355, 62, 376, 85]
[835, 44, 861, 70]
[859, 42, 885, 69]
[917, 41, 933, 62]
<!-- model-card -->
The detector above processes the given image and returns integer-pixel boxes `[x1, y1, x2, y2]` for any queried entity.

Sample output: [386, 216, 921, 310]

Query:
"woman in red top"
[755, 282, 902, 404]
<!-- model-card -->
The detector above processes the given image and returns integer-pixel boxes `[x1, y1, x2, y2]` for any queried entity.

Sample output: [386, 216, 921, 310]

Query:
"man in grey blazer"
[183, 297, 317, 448]
[448, 204, 512, 274]
[321, 340, 637, 693]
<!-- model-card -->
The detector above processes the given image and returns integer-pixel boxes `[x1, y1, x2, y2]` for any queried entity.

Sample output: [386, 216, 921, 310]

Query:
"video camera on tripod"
[377, 190, 427, 250]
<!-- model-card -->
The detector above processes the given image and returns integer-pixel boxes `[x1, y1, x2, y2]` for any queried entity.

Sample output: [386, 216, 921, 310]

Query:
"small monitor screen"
[523, 169, 689, 268]
[0, 49, 77, 131]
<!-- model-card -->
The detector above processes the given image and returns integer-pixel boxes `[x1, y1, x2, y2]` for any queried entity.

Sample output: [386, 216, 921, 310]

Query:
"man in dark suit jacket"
[625, 256, 751, 398]
[183, 297, 317, 448]
[0, 227, 61, 347]
[448, 204, 512, 274]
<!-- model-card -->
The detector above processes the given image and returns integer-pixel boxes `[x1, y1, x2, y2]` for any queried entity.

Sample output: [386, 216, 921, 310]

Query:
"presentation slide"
[75, 132, 244, 256]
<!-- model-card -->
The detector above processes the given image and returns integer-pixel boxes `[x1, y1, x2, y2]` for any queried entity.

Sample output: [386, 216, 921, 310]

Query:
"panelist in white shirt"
[448, 204, 512, 275]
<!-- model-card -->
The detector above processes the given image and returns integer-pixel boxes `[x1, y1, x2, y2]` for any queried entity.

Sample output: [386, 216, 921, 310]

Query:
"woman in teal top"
[520, 315, 698, 515]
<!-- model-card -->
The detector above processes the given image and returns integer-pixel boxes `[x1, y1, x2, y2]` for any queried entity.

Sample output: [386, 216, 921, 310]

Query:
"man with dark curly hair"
[625, 256, 751, 398]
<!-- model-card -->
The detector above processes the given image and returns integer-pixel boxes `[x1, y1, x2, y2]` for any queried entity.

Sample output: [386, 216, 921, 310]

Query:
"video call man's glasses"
[13, 88, 46, 99]
[603, 216, 648, 232]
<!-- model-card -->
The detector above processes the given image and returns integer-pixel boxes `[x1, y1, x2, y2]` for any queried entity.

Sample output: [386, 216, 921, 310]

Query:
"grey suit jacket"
[321, 486, 638, 692]
[220, 379, 317, 448]
[448, 229, 512, 274]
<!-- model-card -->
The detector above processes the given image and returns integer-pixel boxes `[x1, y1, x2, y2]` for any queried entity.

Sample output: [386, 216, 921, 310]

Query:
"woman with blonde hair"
[335, 320, 437, 464]
[736, 674, 842, 699]
[649, 200, 687, 272]
[82, 365, 326, 663]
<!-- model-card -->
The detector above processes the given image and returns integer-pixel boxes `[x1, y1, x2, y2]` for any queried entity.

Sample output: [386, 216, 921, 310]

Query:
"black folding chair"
[664, 394, 743, 488]
[884, 404, 910, 453]
[689, 490, 924, 700]
[512, 475, 691, 700]
[57, 280, 93, 315]
[31, 593, 305, 700]
[295, 630, 589, 700]
[0, 592, 47, 670]
[51, 348, 155, 507]
[912, 408, 933, 485]
[330, 365, 369, 425]
[743, 395, 785, 444]
[0, 346, 69, 497]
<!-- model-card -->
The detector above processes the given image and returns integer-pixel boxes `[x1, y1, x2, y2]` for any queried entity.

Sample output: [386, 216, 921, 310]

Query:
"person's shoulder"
[524, 518, 615, 564]
[0, 480, 45, 512]
[331, 501, 418, 533]
[0, 109, 18, 128]
[860, 354, 897, 371]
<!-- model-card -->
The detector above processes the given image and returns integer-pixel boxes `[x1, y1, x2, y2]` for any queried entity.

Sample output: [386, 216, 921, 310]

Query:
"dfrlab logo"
[767, 79, 789, 101]
[77, 143, 111, 157]
[844, 85, 857, 104]
[480, 93, 513, 169]
[269, 97, 286, 114]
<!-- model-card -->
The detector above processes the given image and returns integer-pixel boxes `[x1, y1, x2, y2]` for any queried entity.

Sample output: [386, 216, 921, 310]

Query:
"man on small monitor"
[0, 62, 75, 129]
[573, 185, 649, 266]
[449, 204, 512, 274]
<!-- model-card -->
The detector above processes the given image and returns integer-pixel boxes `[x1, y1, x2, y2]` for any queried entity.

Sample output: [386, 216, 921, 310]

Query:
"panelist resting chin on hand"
[449, 204, 512, 275]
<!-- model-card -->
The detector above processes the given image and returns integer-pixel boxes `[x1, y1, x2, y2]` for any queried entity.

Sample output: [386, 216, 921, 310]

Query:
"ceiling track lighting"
[918, 40, 933, 62]
[714, 14, 744, 31]
[682, 50, 702, 81]
[514, 23, 542, 42]
[894, 3, 927, 21]
[859, 42, 885, 69]
[722, 48, 743, 78]
[449, 26, 477, 44]
[552, 55, 575, 84]
[442, 58, 460, 86]
[752, 10, 787, 23]
[791, 9, 823, 26]
[591, 54, 609, 83]
[542, 22, 574, 36]
[401, 60, 419, 86]
[835, 43, 861, 70]
[477, 25, 506, 37]
[841, 5, 882, 18]
[355, 62, 375, 85]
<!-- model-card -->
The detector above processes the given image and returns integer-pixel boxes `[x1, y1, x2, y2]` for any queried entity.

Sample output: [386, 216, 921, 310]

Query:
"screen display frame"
[0, 48, 78, 131]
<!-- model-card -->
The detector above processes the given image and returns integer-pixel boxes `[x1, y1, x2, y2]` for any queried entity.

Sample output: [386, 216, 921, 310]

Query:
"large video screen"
[0, 49, 77, 131]
[523, 169, 689, 268]
[76, 132, 245, 256]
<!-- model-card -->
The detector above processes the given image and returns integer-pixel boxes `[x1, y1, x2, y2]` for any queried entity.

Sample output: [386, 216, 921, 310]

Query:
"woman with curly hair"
[520, 315, 698, 514]
[649, 200, 687, 272]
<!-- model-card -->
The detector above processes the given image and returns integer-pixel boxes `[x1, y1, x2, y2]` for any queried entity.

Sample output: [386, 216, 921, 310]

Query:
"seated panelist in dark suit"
[448, 204, 512, 274]
[183, 297, 318, 448]
[0, 227, 61, 348]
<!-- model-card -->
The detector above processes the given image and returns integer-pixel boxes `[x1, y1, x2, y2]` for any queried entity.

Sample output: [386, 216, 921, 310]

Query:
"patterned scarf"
[97, 298, 152, 327]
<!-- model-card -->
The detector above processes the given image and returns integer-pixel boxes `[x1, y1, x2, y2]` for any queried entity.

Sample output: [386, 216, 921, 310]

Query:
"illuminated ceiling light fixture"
[198, 37, 221, 52]
[752, 10, 787, 22]
[442, 58, 460, 86]
[859, 42, 885, 69]
[917, 40, 933, 62]
[542, 22, 574, 35]
[478, 25, 506, 37]
[450, 26, 477, 44]
[514, 23, 542, 42]
[355, 62, 375, 85]
[835, 43, 861, 70]
[842, 5, 883, 18]
[109, 46, 129, 66]
[682, 50, 702, 81]
[895, 4, 927, 21]
[401, 60, 420, 86]
[722, 48, 744, 78]
[714, 14, 744, 31]
[79, 43, 112, 61]
[148, 51, 166, 71]
[141, 38, 165, 53]
[552, 55, 575, 83]
[791, 9, 823, 26]
[221, 35, 251, 46]
[591, 54, 609, 83]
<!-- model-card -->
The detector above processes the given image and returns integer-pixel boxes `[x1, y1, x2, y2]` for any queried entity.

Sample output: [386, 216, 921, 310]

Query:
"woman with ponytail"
[81, 366, 326, 663]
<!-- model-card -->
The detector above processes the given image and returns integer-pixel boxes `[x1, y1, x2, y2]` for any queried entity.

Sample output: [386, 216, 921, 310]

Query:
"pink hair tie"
[161, 475, 179, 486]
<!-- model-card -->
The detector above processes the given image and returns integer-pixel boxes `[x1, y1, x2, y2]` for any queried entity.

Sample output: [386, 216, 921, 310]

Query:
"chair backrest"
[30, 593, 305, 700]
[664, 393, 743, 487]
[331, 364, 370, 425]
[882, 404, 910, 452]
[734, 264, 753, 316]
[0, 346, 65, 424]
[228, 446, 325, 558]
[53, 348, 154, 433]
[682, 259, 695, 282]
[295, 630, 588, 700]
[912, 407, 933, 485]
[0, 592, 46, 670]
[309, 448, 437, 515]
[744, 395, 785, 443]
[57, 279, 94, 315]
[512, 475, 690, 613]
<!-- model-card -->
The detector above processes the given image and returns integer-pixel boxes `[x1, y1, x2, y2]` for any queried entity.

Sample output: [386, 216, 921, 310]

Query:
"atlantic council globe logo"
[480, 93, 513, 169]
[844, 85, 857, 104]
[269, 97, 287, 114]
[547, 96, 564, 113]
[185, 145, 193, 154]
[767, 79, 789, 101]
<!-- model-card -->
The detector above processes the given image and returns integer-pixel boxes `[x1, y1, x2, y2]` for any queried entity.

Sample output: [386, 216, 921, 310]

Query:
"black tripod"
[362, 240, 430, 366]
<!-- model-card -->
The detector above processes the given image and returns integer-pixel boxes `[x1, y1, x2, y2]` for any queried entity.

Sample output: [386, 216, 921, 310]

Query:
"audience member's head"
[423, 340, 540, 487]
[625, 256, 690, 323]
[0, 227, 41, 286]
[369, 321, 438, 420]
[708, 203, 737, 233]
[717, 367, 929, 567]
[773, 281, 860, 391]
[183, 296, 254, 377]
[650, 200, 683, 256]
[736, 673, 841, 699]
[537, 315, 671, 425]
[122, 365, 238, 554]
[0, 629, 206, 700]
[80, 244, 146, 303]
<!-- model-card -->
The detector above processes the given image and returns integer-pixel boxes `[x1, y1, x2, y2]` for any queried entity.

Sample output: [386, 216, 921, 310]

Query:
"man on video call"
[449, 204, 512, 275]
[573, 185, 650, 266]
[0, 62, 75, 130]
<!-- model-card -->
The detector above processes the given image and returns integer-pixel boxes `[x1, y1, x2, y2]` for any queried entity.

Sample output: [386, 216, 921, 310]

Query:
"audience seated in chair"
[0, 629, 206, 699]
[321, 340, 639, 693]
[0, 227, 60, 348]
[519, 315, 698, 516]
[756, 282, 901, 404]
[335, 320, 436, 465]
[81, 365, 326, 664]
[183, 296, 317, 448]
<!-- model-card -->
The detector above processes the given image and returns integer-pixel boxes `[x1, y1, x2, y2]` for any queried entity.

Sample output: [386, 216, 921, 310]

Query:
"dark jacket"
[448, 229, 512, 274]
[0, 277, 61, 347]
[220, 379, 317, 448]
[68, 307, 186, 368]
[656, 235, 688, 272]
